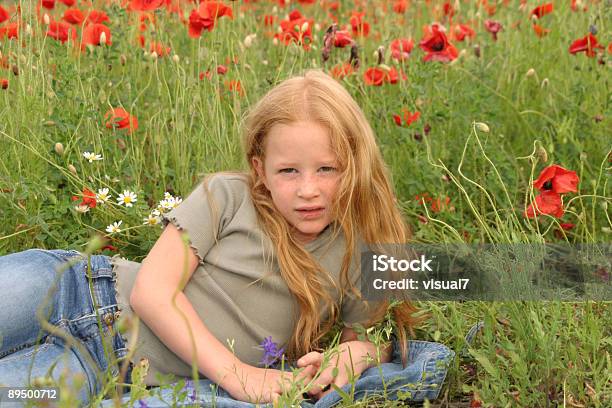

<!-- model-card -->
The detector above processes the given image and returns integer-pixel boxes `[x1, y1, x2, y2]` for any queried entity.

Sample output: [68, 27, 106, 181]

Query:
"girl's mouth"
[297, 208, 324, 218]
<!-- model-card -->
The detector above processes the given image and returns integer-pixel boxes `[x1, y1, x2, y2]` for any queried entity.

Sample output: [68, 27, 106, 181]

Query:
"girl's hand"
[297, 342, 370, 400]
[225, 362, 317, 404]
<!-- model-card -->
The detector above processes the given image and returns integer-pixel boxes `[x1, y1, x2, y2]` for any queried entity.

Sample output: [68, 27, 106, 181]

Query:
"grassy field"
[0, 0, 610, 406]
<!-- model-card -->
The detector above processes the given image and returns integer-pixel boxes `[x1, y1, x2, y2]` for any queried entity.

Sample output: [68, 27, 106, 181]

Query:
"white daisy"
[159, 196, 182, 211]
[105, 220, 123, 234]
[74, 204, 90, 213]
[83, 152, 103, 163]
[117, 190, 138, 208]
[96, 188, 111, 204]
[143, 209, 162, 226]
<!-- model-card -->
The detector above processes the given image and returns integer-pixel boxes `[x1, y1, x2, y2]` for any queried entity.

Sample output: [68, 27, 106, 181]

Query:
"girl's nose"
[297, 175, 320, 198]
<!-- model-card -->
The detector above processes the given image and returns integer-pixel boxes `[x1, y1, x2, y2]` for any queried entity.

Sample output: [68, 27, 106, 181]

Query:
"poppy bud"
[378, 63, 391, 72]
[43, 14, 50, 25]
[54, 142, 64, 156]
[272, 6, 278, 13]
[120, 54, 127, 65]
[273, 38, 279, 46]
[0, 79, 8, 90]
[315, 23, 321, 31]
[301, 21, 309, 32]
[172, 54, 180, 63]
[536, 145, 548, 163]
[99, 31, 107, 45]
[475, 122, 490, 133]
[580, 152, 587, 161]
[25, 24, 32, 36]
[68, 164, 77, 175]
[541, 78, 549, 88]
[244, 33, 256, 48]
[473, 44, 481, 58]
[589, 25, 597, 35]
[526, 68, 536, 77]
[150, 51, 158, 59]
[262, 60, 268, 65]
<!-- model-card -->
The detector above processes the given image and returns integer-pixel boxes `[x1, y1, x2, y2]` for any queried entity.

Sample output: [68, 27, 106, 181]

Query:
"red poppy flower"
[393, 0, 407, 14]
[560, 223, 575, 231]
[443, 1, 455, 17]
[334, 30, 353, 47]
[525, 191, 564, 219]
[0, 23, 19, 39]
[533, 165, 579, 194]
[263, 14, 276, 26]
[451, 24, 475, 42]
[349, 11, 370, 37]
[419, 25, 458, 62]
[0, 6, 9, 24]
[531, 3, 553, 19]
[274, 12, 314, 50]
[484, 20, 502, 41]
[71, 188, 97, 209]
[533, 23, 550, 38]
[62, 8, 85, 25]
[385, 66, 406, 84]
[82, 23, 111, 46]
[569, 33, 603, 57]
[390, 38, 413, 61]
[0, 78, 8, 90]
[149, 41, 170, 57]
[217, 64, 228, 75]
[105, 107, 138, 133]
[364, 67, 386, 86]
[570, 0, 588, 12]
[431, 196, 451, 213]
[329, 62, 354, 80]
[224, 79, 244, 96]
[41, 0, 55, 10]
[393, 108, 420, 127]
[188, 1, 233, 38]
[128, 0, 164, 12]
[58, 0, 75, 6]
[86, 10, 110, 25]
[47, 20, 76, 43]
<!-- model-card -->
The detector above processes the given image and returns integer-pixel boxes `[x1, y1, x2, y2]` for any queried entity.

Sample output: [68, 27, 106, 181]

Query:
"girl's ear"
[251, 156, 269, 191]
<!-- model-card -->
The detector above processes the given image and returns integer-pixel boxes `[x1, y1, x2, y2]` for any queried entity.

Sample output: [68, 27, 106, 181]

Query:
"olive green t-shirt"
[111, 173, 370, 386]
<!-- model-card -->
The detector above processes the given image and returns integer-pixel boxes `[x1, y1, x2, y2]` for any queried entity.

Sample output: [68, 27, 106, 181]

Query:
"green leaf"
[470, 349, 499, 377]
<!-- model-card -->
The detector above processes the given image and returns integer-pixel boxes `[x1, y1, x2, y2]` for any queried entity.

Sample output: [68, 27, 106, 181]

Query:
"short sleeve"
[161, 174, 237, 263]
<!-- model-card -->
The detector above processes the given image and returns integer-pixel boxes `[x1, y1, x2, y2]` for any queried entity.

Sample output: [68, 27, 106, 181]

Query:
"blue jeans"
[0, 249, 456, 407]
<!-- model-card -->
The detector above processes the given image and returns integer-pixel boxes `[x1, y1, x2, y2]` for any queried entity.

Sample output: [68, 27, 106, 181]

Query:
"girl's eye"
[279, 168, 297, 173]
[320, 166, 336, 172]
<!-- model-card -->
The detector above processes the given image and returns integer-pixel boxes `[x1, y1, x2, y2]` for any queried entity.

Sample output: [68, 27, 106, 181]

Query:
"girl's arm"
[130, 224, 315, 402]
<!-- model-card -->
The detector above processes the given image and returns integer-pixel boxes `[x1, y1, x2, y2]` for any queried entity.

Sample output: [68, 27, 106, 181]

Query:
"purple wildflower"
[182, 380, 197, 402]
[259, 336, 285, 368]
[137, 400, 149, 408]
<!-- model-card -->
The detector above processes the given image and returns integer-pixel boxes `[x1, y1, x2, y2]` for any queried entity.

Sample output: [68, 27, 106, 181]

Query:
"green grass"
[0, 0, 610, 406]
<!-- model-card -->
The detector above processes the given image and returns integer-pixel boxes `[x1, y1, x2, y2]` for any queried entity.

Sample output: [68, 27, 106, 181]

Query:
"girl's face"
[252, 121, 341, 245]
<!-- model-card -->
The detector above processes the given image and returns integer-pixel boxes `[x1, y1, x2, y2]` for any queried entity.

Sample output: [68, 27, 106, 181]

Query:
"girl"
[0, 70, 454, 407]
